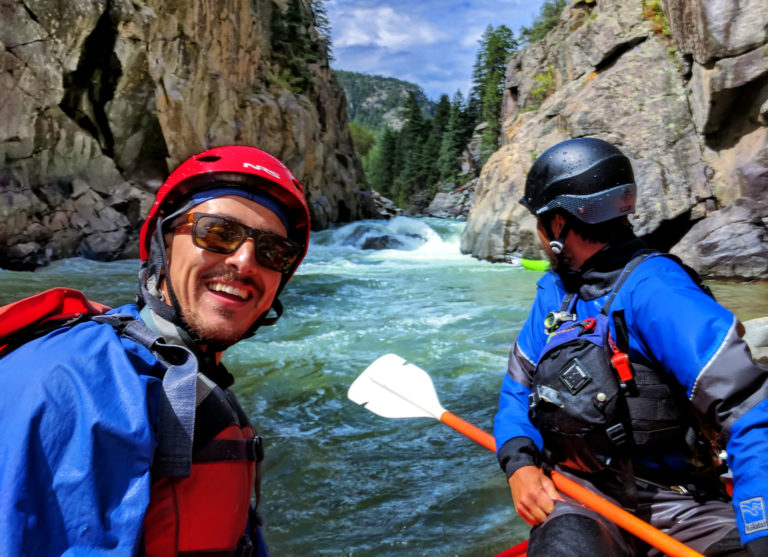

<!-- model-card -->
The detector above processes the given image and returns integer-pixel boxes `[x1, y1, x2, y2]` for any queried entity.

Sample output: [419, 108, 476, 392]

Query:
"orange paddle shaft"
[438, 410, 704, 557]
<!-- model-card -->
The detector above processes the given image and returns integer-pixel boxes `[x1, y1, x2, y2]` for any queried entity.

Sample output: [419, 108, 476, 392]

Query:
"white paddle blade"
[348, 354, 446, 420]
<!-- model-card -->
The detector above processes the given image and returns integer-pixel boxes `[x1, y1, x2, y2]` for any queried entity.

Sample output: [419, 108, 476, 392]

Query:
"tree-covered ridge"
[334, 4, 567, 213]
[359, 24, 516, 209]
[367, 91, 477, 208]
[334, 70, 434, 132]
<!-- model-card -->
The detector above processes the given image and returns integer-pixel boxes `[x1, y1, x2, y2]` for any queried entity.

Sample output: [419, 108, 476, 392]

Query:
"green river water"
[1, 217, 766, 556]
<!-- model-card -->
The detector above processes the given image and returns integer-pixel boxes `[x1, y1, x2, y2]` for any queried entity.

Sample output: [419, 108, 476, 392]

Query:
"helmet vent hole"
[196, 155, 221, 162]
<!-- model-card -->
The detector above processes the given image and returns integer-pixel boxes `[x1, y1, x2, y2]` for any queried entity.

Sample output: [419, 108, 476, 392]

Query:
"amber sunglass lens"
[256, 236, 301, 272]
[195, 216, 245, 253]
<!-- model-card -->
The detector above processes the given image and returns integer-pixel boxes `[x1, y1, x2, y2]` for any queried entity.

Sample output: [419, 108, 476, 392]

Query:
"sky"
[326, 0, 549, 101]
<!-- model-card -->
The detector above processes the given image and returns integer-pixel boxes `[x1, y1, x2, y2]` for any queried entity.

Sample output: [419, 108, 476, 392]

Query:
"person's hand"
[508, 465, 563, 526]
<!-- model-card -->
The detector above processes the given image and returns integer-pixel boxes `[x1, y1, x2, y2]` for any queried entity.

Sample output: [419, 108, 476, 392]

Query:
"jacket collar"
[559, 236, 649, 301]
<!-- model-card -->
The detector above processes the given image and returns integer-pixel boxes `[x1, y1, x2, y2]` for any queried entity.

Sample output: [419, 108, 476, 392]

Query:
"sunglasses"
[175, 213, 302, 273]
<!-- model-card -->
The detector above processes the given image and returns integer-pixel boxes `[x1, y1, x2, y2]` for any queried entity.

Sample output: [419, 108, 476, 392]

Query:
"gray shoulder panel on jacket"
[690, 318, 768, 444]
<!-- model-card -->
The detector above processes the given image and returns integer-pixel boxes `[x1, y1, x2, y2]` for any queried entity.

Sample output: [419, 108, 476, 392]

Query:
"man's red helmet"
[139, 145, 311, 279]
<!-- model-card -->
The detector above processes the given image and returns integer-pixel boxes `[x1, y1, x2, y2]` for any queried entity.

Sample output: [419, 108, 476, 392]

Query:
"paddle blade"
[348, 354, 446, 419]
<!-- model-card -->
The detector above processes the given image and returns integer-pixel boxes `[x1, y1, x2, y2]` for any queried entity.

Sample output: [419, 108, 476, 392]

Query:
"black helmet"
[520, 137, 636, 223]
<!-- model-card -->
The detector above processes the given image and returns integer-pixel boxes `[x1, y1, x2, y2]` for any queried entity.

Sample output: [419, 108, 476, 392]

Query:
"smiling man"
[0, 146, 310, 556]
[161, 197, 288, 346]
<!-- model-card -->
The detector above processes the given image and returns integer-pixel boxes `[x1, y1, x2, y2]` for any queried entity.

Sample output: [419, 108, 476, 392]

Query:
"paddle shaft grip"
[438, 411, 704, 557]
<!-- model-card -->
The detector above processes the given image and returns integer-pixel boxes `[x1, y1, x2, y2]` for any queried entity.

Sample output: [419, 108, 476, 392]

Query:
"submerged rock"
[337, 220, 429, 251]
[361, 236, 406, 250]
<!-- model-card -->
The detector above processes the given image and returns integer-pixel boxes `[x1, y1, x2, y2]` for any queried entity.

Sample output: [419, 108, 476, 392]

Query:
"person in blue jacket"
[495, 137, 768, 556]
[0, 145, 311, 556]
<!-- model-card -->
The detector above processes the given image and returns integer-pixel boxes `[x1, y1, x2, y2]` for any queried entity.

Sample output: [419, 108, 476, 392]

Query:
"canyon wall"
[0, 0, 375, 269]
[460, 0, 768, 279]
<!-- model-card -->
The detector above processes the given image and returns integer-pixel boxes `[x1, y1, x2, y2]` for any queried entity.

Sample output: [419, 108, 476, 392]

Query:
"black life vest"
[529, 253, 720, 479]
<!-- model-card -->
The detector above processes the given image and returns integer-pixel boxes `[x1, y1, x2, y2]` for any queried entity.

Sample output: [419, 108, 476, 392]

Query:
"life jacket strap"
[194, 435, 265, 463]
[95, 314, 198, 478]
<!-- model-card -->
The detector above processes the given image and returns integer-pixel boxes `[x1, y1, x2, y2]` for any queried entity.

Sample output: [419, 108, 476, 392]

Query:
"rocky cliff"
[0, 0, 375, 270]
[460, 0, 768, 279]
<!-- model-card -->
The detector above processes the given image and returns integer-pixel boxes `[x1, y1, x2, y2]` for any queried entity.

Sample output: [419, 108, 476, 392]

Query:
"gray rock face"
[744, 317, 768, 365]
[0, 0, 374, 269]
[462, 0, 768, 278]
[663, 0, 768, 64]
[425, 180, 475, 219]
[671, 199, 768, 279]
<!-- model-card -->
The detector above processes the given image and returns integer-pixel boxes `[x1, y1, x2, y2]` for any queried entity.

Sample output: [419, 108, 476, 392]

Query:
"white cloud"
[333, 6, 446, 50]
[327, 0, 549, 99]
[459, 25, 489, 49]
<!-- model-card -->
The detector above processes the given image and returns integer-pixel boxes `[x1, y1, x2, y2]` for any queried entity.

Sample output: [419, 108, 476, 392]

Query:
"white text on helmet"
[243, 162, 281, 180]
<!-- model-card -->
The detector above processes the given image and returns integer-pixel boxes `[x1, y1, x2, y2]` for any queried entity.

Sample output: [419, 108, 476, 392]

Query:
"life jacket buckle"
[246, 435, 265, 463]
[606, 423, 627, 447]
[578, 317, 597, 335]
[529, 385, 565, 409]
[610, 352, 634, 384]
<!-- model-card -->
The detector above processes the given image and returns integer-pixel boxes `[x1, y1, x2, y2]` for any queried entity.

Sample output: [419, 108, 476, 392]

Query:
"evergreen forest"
[237, 0, 567, 210]
[333, 0, 567, 210]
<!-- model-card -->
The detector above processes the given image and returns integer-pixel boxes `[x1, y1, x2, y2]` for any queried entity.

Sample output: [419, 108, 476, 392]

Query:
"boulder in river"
[671, 198, 768, 280]
[745, 317, 768, 365]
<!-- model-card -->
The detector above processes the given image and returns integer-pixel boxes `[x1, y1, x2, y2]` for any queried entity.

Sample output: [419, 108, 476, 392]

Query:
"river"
[1, 217, 766, 556]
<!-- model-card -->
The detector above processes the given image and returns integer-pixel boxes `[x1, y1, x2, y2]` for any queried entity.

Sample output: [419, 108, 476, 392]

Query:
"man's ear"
[549, 213, 567, 238]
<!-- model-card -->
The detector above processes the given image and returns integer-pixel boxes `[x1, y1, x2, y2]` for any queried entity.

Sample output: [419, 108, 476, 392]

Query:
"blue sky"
[326, 0, 549, 100]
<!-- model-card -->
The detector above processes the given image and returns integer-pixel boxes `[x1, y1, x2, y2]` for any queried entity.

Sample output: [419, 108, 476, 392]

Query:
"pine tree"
[311, 0, 333, 60]
[470, 26, 494, 107]
[349, 122, 376, 158]
[422, 94, 451, 192]
[270, 0, 318, 92]
[369, 128, 398, 197]
[437, 91, 467, 182]
[396, 91, 427, 203]
[520, 0, 568, 44]
[470, 25, 517, 164]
